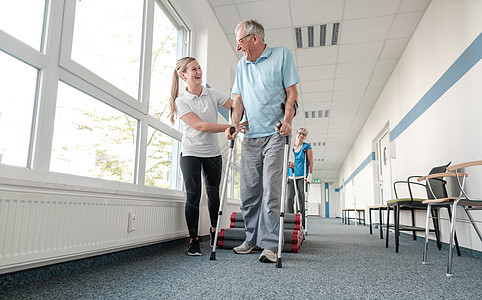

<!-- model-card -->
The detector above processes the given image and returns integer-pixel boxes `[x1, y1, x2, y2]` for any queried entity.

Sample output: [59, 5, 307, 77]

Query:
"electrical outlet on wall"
[127, 212, 136, 232]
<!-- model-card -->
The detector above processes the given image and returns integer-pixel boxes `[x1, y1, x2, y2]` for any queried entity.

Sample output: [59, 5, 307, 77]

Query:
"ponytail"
[168, 57, 196, 125]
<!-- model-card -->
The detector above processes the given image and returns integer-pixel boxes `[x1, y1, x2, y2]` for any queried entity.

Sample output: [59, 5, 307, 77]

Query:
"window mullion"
[30, 0, 64, 172]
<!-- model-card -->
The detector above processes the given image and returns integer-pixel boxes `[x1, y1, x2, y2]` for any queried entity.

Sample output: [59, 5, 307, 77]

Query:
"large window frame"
[0, 0, 190, 192]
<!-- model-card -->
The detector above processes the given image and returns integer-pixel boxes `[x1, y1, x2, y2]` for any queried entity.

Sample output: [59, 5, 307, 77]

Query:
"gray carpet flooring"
[1, 217, 481, 299]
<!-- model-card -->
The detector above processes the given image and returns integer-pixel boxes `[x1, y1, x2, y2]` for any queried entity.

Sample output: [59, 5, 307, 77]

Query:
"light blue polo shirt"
[232, 45, 300, 138]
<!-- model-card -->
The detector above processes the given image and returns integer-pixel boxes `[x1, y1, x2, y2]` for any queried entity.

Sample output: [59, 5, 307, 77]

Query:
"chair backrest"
[425, 162, 451, 199]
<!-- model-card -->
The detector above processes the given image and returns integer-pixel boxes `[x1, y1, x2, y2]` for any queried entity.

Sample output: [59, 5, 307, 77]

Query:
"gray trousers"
[286, 178, 306, 228]
[240, 133, 284, 251]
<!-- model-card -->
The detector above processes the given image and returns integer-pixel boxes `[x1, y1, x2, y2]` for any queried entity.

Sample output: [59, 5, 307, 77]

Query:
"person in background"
[287, 128, 313, 228]
[226, 19, 300, 263]
[169, 56, 247, 256]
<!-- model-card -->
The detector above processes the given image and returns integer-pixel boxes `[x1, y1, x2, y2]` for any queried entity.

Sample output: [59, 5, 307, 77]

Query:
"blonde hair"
[168, 56, 197, 125]
[297, 128, 308, 136]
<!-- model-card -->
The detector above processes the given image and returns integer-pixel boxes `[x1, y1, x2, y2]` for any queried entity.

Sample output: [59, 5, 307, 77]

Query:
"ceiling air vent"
[295, 22, 340, 48]
[305, 110, 330, 118]
[309, 142, 326, 147]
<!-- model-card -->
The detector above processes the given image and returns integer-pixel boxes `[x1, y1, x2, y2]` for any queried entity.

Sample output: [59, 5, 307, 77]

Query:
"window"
[51, 82, 137, 183]
[149, 2, 181, 120]
[0, 0, 190, 192]
[0, 52, 37, 167]
[71, 0, 144, 99]
[0, 1, 45, 51]
[145, 127, 180, 189]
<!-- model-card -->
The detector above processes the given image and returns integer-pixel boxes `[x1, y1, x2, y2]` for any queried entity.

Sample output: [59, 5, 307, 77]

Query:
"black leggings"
[286, 178, 306, 227]
[180, 155, 222, 239]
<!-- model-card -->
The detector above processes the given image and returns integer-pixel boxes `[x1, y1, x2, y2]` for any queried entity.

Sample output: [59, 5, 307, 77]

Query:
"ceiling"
[207, 0, 431, 181]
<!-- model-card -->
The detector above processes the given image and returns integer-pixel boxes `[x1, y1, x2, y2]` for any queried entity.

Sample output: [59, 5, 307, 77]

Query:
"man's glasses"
[237, 33, 252, 45]
[297, 132, 307, 137]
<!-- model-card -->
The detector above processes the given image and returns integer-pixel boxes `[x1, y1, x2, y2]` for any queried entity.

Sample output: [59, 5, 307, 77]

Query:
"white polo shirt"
[176, 86, 228, 157]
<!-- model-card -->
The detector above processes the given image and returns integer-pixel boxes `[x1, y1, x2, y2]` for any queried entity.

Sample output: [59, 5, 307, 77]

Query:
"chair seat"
[387, 198, 425, 205]
[422, 197, 482, 206]
[457, 199, 482, 207]
[422, 197, 458, 204]
[368, 204, 388, 209]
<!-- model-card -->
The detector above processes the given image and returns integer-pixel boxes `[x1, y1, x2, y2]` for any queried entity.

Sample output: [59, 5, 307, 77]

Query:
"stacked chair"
[385, 163, 454, 253]
[216, 212, 304, 253]
[418, 160, 482, 276]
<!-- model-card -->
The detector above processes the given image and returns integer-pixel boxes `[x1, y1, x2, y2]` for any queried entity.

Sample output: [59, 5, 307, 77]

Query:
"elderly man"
[226, 19, 300, 263]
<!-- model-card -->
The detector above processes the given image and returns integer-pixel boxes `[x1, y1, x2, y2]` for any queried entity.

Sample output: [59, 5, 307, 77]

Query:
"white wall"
[337, 0, 482, 251]
[170, 0, 241, 236]
[308, 183, 322, 216]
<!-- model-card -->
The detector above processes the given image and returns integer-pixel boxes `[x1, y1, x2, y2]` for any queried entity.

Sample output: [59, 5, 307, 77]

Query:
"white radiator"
[0, 184, 187, 274]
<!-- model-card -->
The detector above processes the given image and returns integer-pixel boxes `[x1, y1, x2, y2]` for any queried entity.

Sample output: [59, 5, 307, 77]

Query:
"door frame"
[372, 123, 392, 206]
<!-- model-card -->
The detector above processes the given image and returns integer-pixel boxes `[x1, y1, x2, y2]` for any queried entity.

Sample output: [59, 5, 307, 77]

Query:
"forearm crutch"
[303, 148, 308, 235]
[276, 121, 291, 268]
[291, 156, 302, 215]
[210, 126, 236, 261]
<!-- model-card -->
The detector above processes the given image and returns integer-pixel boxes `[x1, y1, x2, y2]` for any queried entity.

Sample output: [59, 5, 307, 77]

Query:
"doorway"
[373, 124, 392, 205]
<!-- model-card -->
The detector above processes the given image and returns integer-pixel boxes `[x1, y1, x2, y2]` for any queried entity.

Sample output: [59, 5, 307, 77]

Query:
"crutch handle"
[275, 121, 282, 130]
[275, 121, 290, 145]
[229, 126, 236, 148]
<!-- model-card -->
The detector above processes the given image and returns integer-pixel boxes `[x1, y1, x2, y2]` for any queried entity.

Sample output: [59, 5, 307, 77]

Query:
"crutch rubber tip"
[275, 258, 282, 268]
[210, 252, 216, 260]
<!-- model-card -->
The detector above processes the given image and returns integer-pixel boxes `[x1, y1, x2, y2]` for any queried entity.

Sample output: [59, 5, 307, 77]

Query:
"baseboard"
[0, 237, 190, 290]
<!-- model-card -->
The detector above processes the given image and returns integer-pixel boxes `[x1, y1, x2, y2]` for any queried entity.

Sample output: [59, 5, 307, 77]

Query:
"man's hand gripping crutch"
[275, 98, 297, 268]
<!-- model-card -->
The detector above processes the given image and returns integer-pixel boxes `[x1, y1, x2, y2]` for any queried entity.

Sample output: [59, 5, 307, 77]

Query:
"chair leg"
[447, 201, 459, 276]
[379, 208, 383, 239]
[386, 206, 390, 248]
[395, 205, 400, 253]
[463, 206, 482, 240]
[446, 206, 461, 257]
[422, 204, 432, 264]
[411, 208, 416, 240]
[369, 208, 373, 234]
[432, 208, 442, 250]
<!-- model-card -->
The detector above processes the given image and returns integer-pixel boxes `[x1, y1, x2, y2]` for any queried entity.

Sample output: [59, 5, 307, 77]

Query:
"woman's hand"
[238, 120, 249, 134]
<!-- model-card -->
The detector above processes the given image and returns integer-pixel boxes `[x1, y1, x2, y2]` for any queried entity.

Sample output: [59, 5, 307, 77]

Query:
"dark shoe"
[187, 239, 202, 256]
[209, 228, 216, 248]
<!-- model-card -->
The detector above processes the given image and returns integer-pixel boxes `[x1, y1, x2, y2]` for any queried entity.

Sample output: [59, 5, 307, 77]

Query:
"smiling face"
[236, 28, 256, 62]
[296, 129, 307, 143]
[180, 60, 202, 88]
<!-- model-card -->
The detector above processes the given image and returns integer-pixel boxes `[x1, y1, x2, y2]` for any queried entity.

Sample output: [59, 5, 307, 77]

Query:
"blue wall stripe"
[337, 33, 481, 190]
[343, 152, 375, 186]
[390, 33, 482, 142]
[218, 107, 229, 121]
[206, 83, 230, 121]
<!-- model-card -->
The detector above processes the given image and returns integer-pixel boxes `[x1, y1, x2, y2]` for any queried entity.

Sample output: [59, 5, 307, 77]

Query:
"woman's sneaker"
[187, 239, 202, 256]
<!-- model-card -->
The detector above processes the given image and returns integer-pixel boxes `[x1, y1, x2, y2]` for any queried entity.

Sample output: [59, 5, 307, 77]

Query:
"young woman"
[287, 128, 313, 228]
[168, 57, 247, 256]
